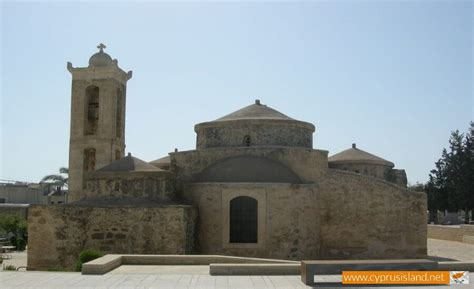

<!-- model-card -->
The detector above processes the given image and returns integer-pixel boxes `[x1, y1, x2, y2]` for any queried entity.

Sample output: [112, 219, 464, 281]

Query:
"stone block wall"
[328, 163, 407, 187]
[428, 225, 474, 244]
[195, 120, 314, 149]
[84, 171, 174, 201]
[27, 204, 196, 271]
[183, 169, 426, 261]
[319, 170, 426, 259]
[171, 146, 328, 187]
[0, 204, 29, 219]
[183, 183, 320, 260]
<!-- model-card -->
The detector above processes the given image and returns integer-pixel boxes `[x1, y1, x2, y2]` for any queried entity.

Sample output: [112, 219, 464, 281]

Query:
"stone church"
[28, 45, 427, 270]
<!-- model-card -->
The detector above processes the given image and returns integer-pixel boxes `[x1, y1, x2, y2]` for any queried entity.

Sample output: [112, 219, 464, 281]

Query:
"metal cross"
[97, 43, 106, 52]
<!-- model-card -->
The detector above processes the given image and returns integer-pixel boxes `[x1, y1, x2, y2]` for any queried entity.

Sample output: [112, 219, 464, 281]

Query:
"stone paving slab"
[1, 239, 474, 288]
[1, 271, 473, 289]
[110, 265, 209, 275]
[428, 239, 474, 261]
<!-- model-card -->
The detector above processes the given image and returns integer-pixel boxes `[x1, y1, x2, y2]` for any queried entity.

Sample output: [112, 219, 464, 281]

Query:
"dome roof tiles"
[328, 144, 394, 167]
[214, 100, 294, 122]
[97, 153, 162, 172]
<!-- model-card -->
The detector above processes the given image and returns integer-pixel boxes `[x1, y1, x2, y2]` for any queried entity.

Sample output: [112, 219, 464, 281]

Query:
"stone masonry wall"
[328, 163, 408, 187]
[195, 121, 313, 149]
[183, 170, 426, 261]
[84, 171, 174, 201]
[319, 169, 426, 259]
[171, 146, 328, 187]
[28, 204, 196, 271]
[428, 225, 474, 244]
[183, 183, 320, 260]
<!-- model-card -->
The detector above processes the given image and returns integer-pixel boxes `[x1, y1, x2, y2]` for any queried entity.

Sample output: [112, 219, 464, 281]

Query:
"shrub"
[0, 256, 3, 264]
[3, 264, 16, 271]
[75, 249, 104, 272]
[0, 214, 27, 251]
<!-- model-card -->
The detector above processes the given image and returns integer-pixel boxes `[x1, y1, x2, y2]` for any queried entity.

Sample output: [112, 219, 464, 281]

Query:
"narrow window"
[83, 148, 96, 172]
[84, 85, 99, 135]
[116, 88, 123, 138]
[115, 149, 122, 160]
[243, 135, 251, 146]
[230, 196, 258, 243]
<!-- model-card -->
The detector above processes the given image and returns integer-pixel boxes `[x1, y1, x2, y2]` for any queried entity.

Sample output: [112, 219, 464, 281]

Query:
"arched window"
[84, 85, 99, 135]
[83, 148, 96, 172]
[243, 135, 251, 146]
[230, 196, 258, 243]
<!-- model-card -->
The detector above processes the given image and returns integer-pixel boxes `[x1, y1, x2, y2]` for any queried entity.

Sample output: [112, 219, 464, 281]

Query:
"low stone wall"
[0, 204, 29, 219]
[27, 204, 197, 271]
[428, 225, 474, 244]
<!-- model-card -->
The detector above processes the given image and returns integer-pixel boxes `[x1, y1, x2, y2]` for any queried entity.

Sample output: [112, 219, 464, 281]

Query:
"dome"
[149, 155, 171, 170]
[97, 153, 162, 172]
[150, 155, 170, 165]
[328, 143, 394, 167]
[215, 100, 294, 121]
[88, 43, 114, 67]
[194, 100, 315, 149]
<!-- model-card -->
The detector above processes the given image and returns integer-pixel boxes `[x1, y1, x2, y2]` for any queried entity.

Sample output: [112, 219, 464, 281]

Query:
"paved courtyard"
[0, 239, 473, 289]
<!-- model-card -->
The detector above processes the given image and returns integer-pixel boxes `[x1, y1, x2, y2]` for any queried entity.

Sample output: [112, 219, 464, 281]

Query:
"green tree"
[40, 167, 69, 192]
[426, 122, 474, 223]
[0, 214, 27, 250]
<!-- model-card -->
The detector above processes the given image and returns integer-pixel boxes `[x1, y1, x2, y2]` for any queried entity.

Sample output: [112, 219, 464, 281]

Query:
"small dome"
[88, 43, 114, 67]
[328, 143, 394, 167]
[97, 153, 162, 172]
[150, 155, 170, 165]
[150, 155, 171, 170]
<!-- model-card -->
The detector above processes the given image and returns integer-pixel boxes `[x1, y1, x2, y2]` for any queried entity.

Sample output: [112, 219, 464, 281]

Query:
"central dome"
[215, 100, 293, 121]
[194, 100, 315, 149]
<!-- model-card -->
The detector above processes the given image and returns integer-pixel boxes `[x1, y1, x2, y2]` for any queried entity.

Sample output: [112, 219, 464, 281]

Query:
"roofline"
[86, 170, 171, 179]
[328, 159, 394, 167]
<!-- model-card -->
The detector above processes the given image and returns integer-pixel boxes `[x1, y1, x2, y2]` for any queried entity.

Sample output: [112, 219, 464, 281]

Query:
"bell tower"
[67, 44, 132, 202]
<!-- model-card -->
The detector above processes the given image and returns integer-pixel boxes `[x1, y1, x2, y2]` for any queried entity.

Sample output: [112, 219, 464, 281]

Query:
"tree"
[0, 214, 27, 250]
[40, 167, 69, 191]
[426, 122, 474, 223]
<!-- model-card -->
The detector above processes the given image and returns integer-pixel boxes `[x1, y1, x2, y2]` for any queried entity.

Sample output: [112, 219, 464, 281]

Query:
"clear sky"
[1, 1, 472, 185]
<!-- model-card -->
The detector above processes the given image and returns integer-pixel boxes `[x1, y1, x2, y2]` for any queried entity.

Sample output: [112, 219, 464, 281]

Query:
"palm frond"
[41, 174, 67, 183]
[59, 167, 69, 174]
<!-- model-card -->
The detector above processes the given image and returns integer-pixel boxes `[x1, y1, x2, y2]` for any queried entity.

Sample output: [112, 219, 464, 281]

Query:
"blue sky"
[1, 1, 472, 185]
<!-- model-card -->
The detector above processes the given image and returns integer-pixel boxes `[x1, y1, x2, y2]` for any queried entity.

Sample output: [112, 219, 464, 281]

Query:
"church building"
[27, 45, 427, 271]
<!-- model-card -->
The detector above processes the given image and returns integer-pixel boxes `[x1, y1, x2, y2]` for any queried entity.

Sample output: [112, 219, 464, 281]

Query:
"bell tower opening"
[83, 148, 96, 172]
[116, 88, 123, 138]
[84, 85, 99, 135]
